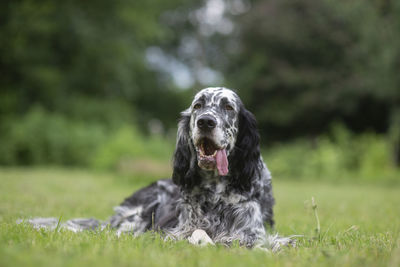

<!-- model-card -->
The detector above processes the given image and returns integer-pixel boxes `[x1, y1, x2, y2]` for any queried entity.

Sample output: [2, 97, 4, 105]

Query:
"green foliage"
[0, 106, 174, 170]
[0, 0, 192, 129]
[264, 124, 399, 183]
[221, 0, 400, 140]
[1, 0, 399, 176]
[1, 105, 397, 183]
[91, 126, 174, 171]
[0, 107, 108, 166]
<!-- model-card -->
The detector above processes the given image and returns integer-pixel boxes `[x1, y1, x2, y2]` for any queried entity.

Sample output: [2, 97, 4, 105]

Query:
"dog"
[24, 87, 292, 250]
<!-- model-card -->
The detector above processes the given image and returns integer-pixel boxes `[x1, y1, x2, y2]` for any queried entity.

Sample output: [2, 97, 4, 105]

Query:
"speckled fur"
[111, 87, 275, 247]
[23, 87, 290, 250]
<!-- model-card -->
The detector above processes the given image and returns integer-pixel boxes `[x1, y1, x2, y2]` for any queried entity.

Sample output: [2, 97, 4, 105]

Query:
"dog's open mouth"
[196, 138, 229, 176]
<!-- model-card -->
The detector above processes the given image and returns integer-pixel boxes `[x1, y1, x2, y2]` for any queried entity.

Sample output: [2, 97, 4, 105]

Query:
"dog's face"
[173, 86, 260, 190]
[188, 87, 241, 175]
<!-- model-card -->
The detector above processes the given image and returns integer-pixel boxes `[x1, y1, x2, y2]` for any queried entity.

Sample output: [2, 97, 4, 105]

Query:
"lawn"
[0, 167, 399, 267]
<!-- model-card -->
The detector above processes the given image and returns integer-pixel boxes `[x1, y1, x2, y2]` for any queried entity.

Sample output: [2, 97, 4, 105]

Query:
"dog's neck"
[198, 168, 219, 180]
[193, 168, 231, 192]
[186, 168, 226, 198]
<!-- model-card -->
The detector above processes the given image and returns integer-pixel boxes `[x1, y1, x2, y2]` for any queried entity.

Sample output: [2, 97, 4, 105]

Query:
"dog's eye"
[225, 104, 234, 111]
[193, 103, 202, 110]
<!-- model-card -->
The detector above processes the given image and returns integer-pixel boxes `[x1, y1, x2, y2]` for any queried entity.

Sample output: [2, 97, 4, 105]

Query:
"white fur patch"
[188, 229, 215, 246]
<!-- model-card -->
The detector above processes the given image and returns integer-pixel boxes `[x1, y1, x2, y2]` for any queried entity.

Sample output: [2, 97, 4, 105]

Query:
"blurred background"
[0, 0, 399, 183]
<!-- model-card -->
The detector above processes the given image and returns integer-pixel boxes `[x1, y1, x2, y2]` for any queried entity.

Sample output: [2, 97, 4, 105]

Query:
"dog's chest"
[185, 181, 249, 220]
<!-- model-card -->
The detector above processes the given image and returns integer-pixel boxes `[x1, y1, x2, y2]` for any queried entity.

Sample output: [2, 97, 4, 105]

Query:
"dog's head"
[172, 87, 261, 191]
[190, 88, 240, 175]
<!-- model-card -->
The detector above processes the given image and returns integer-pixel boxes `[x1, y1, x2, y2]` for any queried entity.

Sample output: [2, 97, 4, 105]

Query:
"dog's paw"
[188, 229, 215, 246]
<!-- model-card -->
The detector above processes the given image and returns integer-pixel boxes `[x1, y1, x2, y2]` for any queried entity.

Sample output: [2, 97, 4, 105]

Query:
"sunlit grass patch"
[0, 168, 399, 267]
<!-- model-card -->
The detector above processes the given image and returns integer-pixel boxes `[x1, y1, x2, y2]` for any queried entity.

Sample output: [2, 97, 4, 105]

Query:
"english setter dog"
[24, 87, 292, 251]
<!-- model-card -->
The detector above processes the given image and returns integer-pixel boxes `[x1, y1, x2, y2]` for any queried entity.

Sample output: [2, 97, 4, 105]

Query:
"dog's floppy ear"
[229, 106, 261, 191]
[172, 110, 198, 190]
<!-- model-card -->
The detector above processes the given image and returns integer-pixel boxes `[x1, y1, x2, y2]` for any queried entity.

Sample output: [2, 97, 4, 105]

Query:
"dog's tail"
[18, 217, 105, 232]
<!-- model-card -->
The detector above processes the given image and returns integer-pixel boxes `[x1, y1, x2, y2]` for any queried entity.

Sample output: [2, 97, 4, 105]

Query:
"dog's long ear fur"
[172, 111, 199, 190]
[229, 107, 261, 191]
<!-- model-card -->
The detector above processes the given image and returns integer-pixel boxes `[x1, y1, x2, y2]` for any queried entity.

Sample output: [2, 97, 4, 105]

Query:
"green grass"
[0, 168, 399, 267]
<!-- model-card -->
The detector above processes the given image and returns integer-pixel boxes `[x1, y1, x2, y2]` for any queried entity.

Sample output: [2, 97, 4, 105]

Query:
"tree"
[0, 0, 193, 128]
[220, 0, 399, 141]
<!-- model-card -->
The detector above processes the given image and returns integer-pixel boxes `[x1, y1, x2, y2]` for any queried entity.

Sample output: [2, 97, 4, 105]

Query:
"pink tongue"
[215, 149, 229, 176]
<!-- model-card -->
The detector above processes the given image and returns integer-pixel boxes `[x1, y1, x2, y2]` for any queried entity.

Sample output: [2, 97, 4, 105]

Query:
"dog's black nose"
[197, 115, 217, 130]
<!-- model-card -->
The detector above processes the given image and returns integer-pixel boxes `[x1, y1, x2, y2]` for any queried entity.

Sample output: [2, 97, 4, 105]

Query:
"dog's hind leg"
[18, 217, 60, 230]
[109, 179, 179, 236]
[18, 217, 104, 232]
[63, 218, 103, 232]
[19, 179, 179, 235]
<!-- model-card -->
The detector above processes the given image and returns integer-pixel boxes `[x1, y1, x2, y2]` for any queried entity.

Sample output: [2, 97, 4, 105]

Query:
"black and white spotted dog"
[25, 87, 292, 250]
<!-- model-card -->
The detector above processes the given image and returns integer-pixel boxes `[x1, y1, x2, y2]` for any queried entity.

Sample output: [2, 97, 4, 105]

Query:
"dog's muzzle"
[193, 115, 229, 176]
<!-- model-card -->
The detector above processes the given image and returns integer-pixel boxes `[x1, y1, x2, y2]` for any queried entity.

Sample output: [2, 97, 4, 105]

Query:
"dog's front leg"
[188, 229, 215, 246]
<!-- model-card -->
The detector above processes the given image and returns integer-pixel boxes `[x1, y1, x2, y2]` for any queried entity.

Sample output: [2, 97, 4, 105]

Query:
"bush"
[0, 106, 175, 170]
[264, 124, 399, 183]
[91, 126, 174, 171]
[1, 108, 397, 184]
[0, 107, 108, 166]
